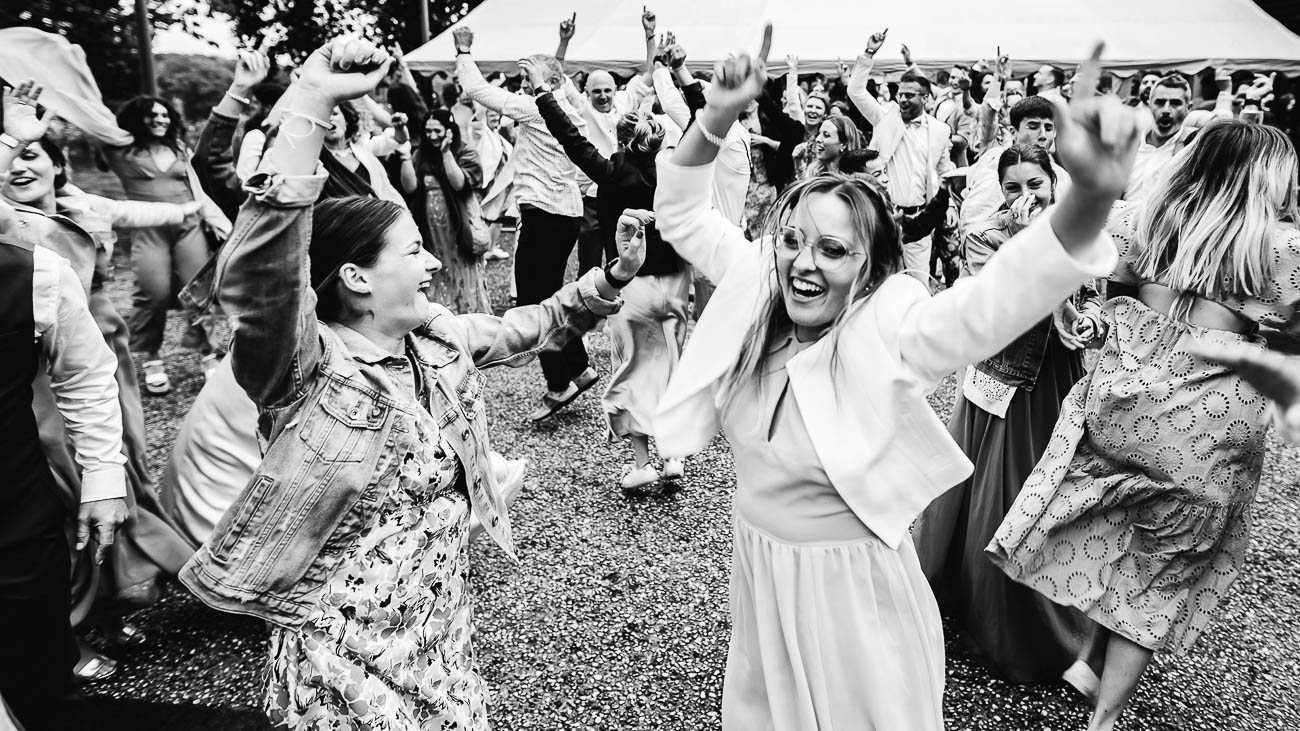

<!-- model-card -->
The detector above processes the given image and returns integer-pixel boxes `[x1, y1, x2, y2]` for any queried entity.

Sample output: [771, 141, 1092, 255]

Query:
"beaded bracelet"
[225, 90, 252, 106]
[697, 122, 727, 148]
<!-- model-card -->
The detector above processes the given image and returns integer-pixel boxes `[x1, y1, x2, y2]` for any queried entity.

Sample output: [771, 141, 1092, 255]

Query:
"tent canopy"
[406, 0, 1300, 78]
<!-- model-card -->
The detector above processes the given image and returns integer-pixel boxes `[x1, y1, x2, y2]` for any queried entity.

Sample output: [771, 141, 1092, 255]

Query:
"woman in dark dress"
[913, 144, 1100, 681]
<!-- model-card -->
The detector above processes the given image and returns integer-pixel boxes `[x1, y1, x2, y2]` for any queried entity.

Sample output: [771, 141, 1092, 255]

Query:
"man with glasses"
[847, 30, 954, 282]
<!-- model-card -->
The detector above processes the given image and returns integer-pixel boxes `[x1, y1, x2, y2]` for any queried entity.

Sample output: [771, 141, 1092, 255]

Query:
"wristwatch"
[455, 47, 472, 55]
[603, 258, 634, 289]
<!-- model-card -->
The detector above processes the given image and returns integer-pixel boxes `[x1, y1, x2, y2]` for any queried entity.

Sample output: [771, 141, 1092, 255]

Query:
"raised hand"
[233, 50, 270, 89]
[900, 43, 913, 66]
[452, 27, 474, 52]
[559, 13, 577, 42]
[612, 209, 653, 279]
[666, 43, 687, 70]
[1047, 43, 1139, 198]
[3, 80, 55, 144]
[642, 6, 656, 38]
[518, 58, 550, 92]
[705, 22, 773, 113]
[297, 37, 392, 102]
[865, 29, 887, 55]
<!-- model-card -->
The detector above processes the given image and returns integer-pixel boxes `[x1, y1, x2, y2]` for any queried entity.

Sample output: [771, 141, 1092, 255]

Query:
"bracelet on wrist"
[456, 47, 472, 55]
[225, 90, 252, 106]
[0, 133, 25, 150]
[603, 258, 634, 289]
[696, 121, 727, 147]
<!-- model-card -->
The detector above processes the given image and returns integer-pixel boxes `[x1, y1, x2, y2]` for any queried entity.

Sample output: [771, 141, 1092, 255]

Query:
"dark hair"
[116, 96, 186, 152]
[997, 143, 1057, 187]
[336, 102, 361, 141]
[247, 82, 287, 131]
[1009, 96, 1056, 129]
[898, 71, 932, 96]
[36, 135, 69, 190]
[837, 147, 881, 175]
[310, 196, 407, 321]
[431, 70, 450, 80]
[417, 108, 462, 172]
[1153, 74, 1192, 100]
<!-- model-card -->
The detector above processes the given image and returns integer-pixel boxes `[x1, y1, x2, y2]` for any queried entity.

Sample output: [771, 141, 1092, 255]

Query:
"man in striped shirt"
[454, 26, 601, 421]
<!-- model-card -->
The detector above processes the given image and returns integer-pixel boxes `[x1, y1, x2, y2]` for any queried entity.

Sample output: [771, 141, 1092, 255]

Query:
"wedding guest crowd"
[1, 11, 1298, 731]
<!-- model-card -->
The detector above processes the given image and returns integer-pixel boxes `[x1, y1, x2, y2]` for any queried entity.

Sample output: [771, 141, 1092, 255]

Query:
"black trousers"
[576, 196, 604, 274]
[515, 205, 588, 392]
[0, 488, 79, 729]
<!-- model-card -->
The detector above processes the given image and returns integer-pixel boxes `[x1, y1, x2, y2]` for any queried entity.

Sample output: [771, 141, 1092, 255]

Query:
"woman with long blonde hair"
[654, 32, 1136, 730]
[989, 120, 1300, 731]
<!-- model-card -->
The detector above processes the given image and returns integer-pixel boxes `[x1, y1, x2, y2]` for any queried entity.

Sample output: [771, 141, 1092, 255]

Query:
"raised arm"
[0, 80, 55, 176]
[656, 25, 773, 280]
[453, 27, 541, 122]
[783, 55, 805, 123]
[218, 37, 391, 408]
[652, 66, 692, 131]
[536, 90, 616, 184]
[896, 44, 1136, 384]
[847, 30, 889, 125]
[555, 13, 576, 63]
[436, 210, 650, 365]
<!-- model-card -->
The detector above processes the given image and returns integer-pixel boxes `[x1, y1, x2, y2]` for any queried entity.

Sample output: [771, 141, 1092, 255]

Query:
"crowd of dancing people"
[1, 9, 1300, 731]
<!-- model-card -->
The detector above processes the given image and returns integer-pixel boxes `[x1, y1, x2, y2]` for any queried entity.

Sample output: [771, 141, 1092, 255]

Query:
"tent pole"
[135, 0, 158, 97]
[416, 0, 431, 44]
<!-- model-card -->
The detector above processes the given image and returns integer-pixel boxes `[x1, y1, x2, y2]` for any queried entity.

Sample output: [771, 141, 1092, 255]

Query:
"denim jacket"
[963, 210, 1102, 390]
[178, 168, 621, 628]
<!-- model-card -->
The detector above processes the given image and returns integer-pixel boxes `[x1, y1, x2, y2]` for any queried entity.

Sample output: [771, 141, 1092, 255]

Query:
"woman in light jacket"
[652, 36, 1135, 730]
[178, 39, 643, 729]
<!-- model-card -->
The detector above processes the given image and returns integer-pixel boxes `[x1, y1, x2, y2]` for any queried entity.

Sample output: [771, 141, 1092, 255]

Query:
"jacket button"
[371, 406, 383, 418]
[350, 407, 360, 418]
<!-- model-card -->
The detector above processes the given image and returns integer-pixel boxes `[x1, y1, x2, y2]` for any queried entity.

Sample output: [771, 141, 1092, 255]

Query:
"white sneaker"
[663, 458, 685, 480]
[142, 359, 171, 395]
[1062, 660, 1100, 705]
[620, 464, 661, 495]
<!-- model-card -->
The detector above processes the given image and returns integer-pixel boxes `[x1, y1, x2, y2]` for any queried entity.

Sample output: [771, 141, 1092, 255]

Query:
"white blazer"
[651, 156, 1116, 549]
[848, 54, 953, 203]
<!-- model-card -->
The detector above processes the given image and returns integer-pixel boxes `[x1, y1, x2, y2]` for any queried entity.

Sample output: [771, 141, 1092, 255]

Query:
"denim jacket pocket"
[211, 474, 275, 560]
[456, 368, 488, 421]
[297, 380, 389, 463]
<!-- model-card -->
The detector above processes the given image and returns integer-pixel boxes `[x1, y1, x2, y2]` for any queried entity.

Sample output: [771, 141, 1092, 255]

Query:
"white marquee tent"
[406, 0, 1300, 78]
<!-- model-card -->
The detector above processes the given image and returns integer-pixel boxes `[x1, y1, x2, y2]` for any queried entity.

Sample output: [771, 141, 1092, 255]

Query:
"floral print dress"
[267, 408, 487, 730]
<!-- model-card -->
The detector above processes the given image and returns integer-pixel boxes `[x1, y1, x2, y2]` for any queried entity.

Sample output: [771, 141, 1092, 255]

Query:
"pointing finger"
[1072, 42, 1104, 102]
[756, 23, 773, 65]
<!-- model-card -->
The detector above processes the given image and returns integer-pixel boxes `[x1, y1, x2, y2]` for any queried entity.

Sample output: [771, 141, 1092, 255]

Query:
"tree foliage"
[209, 0, 485, 64]
[157, 53, 234, 121]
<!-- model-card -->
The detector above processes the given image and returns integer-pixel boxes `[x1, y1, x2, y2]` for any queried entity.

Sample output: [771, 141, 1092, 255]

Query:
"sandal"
[141, 359, 171, 396]
[101, 619, 148, 649]
[74, 646, 117, 683]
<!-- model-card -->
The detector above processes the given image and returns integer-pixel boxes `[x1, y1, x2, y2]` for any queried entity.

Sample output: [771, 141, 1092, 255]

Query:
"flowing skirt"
[723, 515, 945, 731]
[988, 298, 1269, 654]
[913, 334, 1089, 681]
[603, 271, 692, 439]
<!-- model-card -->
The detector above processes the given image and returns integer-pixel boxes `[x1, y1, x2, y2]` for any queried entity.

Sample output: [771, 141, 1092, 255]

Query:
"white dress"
[720, 332, 946, 731]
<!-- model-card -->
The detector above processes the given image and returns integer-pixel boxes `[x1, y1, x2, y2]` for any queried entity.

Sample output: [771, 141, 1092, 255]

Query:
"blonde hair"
[1135, 120, 1299, 314]
[615, 112, 665, 155]
[523, 54, 566, 88]
[717, 174, 903, 414]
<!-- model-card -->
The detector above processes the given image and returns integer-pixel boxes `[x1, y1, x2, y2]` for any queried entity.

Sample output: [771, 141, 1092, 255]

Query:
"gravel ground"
[74, 171, 1300, 730]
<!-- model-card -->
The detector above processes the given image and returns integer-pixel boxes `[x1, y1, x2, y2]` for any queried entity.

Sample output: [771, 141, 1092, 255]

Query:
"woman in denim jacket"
[913, 144, 1102, 683]
[178, 39, 644, 729]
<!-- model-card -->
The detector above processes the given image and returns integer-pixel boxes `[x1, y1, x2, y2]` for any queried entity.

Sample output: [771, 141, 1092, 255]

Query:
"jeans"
[515, 205, 588, 392]
[128, 222, 213, 355]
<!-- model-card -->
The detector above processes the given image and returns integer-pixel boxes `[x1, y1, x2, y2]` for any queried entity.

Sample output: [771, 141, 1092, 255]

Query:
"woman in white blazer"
[652, 34, 1136, 731]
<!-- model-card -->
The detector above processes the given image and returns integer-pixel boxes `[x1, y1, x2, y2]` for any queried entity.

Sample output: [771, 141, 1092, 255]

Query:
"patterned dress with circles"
[987, 204, 1300, 654]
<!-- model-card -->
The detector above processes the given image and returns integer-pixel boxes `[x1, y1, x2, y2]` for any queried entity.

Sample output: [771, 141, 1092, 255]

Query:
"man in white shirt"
[933, 65, 978, 164]
[1034, 64, 1067, 103]
[0, 236, 127, 725]
[1124, 75, 1192, 201]
[848, 30, 954, 281]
